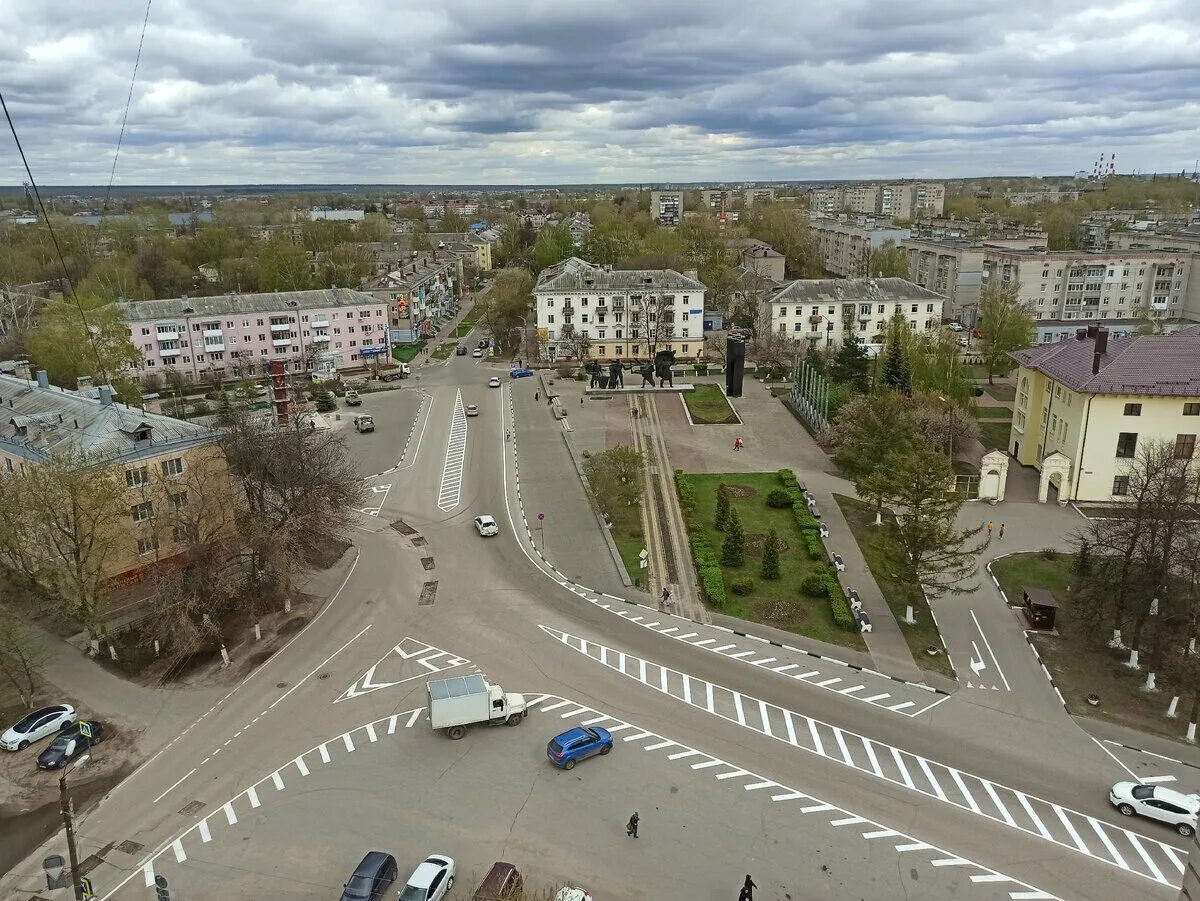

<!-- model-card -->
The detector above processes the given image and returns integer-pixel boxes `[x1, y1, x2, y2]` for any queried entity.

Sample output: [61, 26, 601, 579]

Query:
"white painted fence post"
[1188, 722, 1197, 744]
[1125, 648, 1140, 669]
[254, 623, 262, 642]
[153, 640, 160, 657]
[904, 606, 916, 625]
[219, 645, 230, 667]
[108, 644, 117, 662]
[1168, 696, 1180, 718]
[1142, 671, 1157, 692]
[284, 598, 292, 613]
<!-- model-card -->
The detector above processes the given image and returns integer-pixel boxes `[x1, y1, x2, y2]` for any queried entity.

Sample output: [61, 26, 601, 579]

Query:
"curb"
[1098, 739, 1200, 770]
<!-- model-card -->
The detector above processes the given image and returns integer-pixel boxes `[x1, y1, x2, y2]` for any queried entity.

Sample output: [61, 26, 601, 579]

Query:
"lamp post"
[59, 753, 91, 901]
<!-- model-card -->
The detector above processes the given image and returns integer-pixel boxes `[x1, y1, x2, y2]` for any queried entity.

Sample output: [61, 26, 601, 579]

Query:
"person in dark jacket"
[738, 875, 757, 900]
[626, 812, 640, 838]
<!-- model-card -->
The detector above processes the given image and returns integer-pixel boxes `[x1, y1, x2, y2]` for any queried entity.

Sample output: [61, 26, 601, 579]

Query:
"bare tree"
[0, 609, 49, 707]
[557, 323, 592, 361]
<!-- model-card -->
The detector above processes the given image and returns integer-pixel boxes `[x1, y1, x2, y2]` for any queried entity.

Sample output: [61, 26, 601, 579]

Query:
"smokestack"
[1086, 324, 1098, 338]
[99, 386, 114, 406]
[1095, 328, 1109, 356]
[36, 370, 49, 389]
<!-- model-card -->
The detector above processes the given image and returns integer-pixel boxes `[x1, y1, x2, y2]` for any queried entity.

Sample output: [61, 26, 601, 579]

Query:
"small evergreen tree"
[760, 527, 781, 580]
[721, 506, 745, 567]
[313, 384, 337, 413]
[1073, 538, 1091, 576]
[881, 344, 912, 395]
[831, 332, 870, 392]
[714, 486, 731, 532]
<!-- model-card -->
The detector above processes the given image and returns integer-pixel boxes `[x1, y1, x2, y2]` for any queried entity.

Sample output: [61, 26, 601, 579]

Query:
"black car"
[37, 721, 104, 770]
[340, 851, 398, 901]
[456, 345, 468, 356]
[477, 339, 488, 349]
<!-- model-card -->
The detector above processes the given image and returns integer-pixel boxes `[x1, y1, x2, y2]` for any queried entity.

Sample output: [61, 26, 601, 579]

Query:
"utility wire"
[102, 0, 153, 215]
[0, 91, 109, 384]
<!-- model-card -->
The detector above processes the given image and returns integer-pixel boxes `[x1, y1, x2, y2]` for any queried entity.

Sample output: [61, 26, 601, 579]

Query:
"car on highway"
[1110, 782, 1200, 836]
[345, 389, 362, 406]
[828, 551, 845, 572]
[488, 377, 501, 388]
[1, 704, 76, 752]
[547, 726, 613, 770]
[474, 515, 499, 537]
[37, 721, 104, 770]
[465, 404, 479, 417]
[398, 854, 455, 901]
[472, 349, 483, 358]
[456, 345, 468, 356]
[510, 368, 533, 378]
[339, 851, 398, 901]
[554, 889, 593, 901]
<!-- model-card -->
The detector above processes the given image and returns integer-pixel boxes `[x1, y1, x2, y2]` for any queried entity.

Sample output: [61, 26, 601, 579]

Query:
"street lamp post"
[59, 753, 91, 901]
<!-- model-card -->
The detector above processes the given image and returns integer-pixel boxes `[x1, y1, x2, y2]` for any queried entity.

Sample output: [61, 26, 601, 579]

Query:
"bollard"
[154, 640, 160, 657]
[108, 644, 118, 662]
[220, 645, 230, 667]
[284, 597, 292, 614]
[903, 605, 916, 625]
[1191, 637, 1197, 656]
[1125, 648, 1140, 669]
[1189, 722, 1197, 744]
[1143, 671, 1157, 692]
[1168, 696, 1180, 718]
[254, 623, 262, 642]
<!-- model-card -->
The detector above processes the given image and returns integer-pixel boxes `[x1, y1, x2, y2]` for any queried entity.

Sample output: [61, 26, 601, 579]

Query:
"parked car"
[472, 349, 483, 358]
[510, 368, 533, 378]
[474, 515, 499, 537]
[973, 385, 985, 397]
[473, 862, 522, 901]
[338, 851, 397, 901]
[465, 404, 479, 417]
[477, 339, 488, 349]
[828, 552, 846, 572]
[947, 321, 964, 332]
[1110, 782, 1200, 836]
[488, 377, 501, 388]
[547, 726, 613, 770]
[1, 705, 76, 752]
[353, 414, 375, 433]
[456, 345, 468, 356]
[398, 854, 455, 901]
[554, 889, 593, 901]
[958, 337, 969, 347]
[345, 389, 362, 406]
[37, 721, 104, 770]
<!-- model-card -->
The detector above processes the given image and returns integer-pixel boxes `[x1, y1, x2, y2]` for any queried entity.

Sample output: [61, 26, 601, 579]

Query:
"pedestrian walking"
[739, 875, 757, 901]
[632, 406, 639, 419]
[987, 521, 994, 538]
[999, 522, 1006, 540]
[535, 391, 540, 402]
[626, 812, 640, 838]
[733, 436, 743, 451]
[661, 587, 671, 606]
[581, 396, 584, 405]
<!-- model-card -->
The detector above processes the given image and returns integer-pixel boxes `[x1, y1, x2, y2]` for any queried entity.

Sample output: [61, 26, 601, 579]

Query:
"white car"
[554, 889, 593, 901]
[488, 377, 501, 388]
[1110, 782, 1200, 836]
[828, 552, 845, 572]
[947, 321, 964, 332]
[398, 854, 455, 901]
[958, 336, 969, 347]
[472, 349, 483, 358]
[1, 704, 77, 751]
[465, 404, 479, 417]
[474, 515, 499, 537]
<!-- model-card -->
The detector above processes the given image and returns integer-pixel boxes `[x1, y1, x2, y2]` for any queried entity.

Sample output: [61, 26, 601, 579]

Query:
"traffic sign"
[78, 721, 93, 740]
[79, 876, 94, 898]
[537, 513, 545, 522]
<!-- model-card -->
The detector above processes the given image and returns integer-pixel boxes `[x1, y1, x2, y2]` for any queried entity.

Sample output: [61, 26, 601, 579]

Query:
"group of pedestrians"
[625, 812, 757, 898]
[987, 520, 1006, 540]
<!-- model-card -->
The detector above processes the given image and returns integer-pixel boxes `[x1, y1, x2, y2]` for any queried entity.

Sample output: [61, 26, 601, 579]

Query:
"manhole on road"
[276, 682, 288, 689]
[318, 672, 330, 680]
[178, 800, 205, 817]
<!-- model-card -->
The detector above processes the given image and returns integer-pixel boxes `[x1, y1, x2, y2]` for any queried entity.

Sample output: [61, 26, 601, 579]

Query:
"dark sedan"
[37, 721, 104, 770]
[340, 851, 398, 901]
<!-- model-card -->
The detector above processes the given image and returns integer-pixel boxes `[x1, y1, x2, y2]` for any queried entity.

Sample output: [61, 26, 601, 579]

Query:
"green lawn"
[679, 473, 866, 651]
[991, 553, 1191, 740]
[451, 321, 474, 339]
[965, 363, 1015, 380]
[683, 384, 740, 424]
[985, 383, 1016, 402]
[610, 507, 647, 589]
[430, 342, 456, 361]
[392, 341, 427, 364]
[977, 420, 1012, 451]
[974, 406, 1014, 419]
[834, 495, 955, 678]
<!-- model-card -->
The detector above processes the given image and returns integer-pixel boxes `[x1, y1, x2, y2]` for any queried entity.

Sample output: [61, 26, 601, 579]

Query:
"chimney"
[1075, 328, 1087, 340]
[99, 386, 113, 406]
[1086, 324, 1098, 338]
[1093, 352, 1102, 375]
[36, 370, 49, 389]
[1095, 327, 1109, 356]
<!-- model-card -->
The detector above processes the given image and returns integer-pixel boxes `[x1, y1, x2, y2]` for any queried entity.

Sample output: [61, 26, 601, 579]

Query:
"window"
[132, 501, 153, 523]
[1185, 403, 1200, 416]
[1176, 434, 1197, 459]
[161, 457, 184, 477]
[1115, 433, 1138, 458]
[126, 466, 148, 488]
[171, 491, 188, 510]
[1123, 403, 1142, 416]
[137, 537, 158, 556]
[172, 524, 196, 543]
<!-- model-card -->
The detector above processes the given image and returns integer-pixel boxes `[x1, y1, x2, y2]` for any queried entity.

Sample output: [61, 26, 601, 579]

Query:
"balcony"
[272, 336, 293, 347]
[203, 328, 223, 338]
[807, 331, 823, 340]
[156, 329, 180, 342]
[160, 346, 181, 357]
[311, 332, 331, 343]
[203, 341, 225, 352]
[270, 322, 291, 332]
[562, 303, 574, 313]
[808, 315, 822, 324]
[311, 316, 329, 327]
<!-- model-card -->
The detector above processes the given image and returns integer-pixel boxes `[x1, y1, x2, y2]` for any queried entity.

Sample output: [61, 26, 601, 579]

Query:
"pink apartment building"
[119, 288, 391, 382]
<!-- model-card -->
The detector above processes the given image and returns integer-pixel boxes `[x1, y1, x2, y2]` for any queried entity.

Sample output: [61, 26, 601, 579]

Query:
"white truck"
[427, 674, 527, 740]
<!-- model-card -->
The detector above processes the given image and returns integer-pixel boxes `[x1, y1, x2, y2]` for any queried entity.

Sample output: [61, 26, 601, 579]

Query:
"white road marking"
[436, 389, 468, 512]
[1141, 775, 1178, 784]
[970, 609, 1012, 691]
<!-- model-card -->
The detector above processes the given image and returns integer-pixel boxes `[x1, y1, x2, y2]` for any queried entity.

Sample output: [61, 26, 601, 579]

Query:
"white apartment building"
[807, 182, 944, 219]
[649, 191, 684, 227]
[744, 187, 776, 206]
[901, 237, 986, 324]
[534, 258, 706, 361]
[808, 187, 842, 215]
[769, 278, 946, 350]
[809, 218, 911, 277]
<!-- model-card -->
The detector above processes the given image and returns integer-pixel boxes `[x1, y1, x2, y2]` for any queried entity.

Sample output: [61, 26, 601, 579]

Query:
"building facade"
[649, 191, 684, 227]
[1008, 327, 1200, 503]
[120, 289, 392, 382]
[533, 258, 706, 361]
[769, 278, 946, 349]
[807, 182, 944, 219]
[366, 255, 460, 339]
[809, 218, 911, 277]
[901, 237, 986, 324]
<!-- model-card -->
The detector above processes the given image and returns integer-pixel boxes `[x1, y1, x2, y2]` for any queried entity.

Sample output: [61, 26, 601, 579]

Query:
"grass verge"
[991, 552, 1192, 741]
[677, 472, 866, 651]
[834, 494, 955, 678]
[431, 342, 456, 361]
[977, 420, 1012, 451]
[392, 341, 427, 364]
[985, 383, 1017, 402]
[975, 406, 1014, 419]
[610, 506, 646, 589]
[683, 384, 739, 425]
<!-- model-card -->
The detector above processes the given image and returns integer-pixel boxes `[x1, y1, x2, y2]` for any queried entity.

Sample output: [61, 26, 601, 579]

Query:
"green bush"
[800, 573, 827, 597]
[731, 577, 755, 596]
[791, 501, 818, 532]
[760, 527, 781, 580]
[803, 531, 824, 561]
[765, 488, 793, 509]
[674, 471, 696, 515]
[691, 535, 726, 607]
[721, 507, 745, 567]
[778, 468, 798, 489]
[556, 365, 575, 379]
[827, 578, 855, 631]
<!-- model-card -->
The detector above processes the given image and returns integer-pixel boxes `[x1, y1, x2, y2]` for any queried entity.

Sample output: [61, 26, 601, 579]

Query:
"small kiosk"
[1022, 586, 1058, 631]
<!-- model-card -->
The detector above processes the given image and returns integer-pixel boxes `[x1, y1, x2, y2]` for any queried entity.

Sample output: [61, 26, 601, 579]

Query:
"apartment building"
[809, 218, 911, 277]
[120, 289, 391, 382]
[726, 238, 786, 282]
[366, 254, 461, 338]
[769, 278, 946, 350]
[308, 208, 364, 222]
[533, 258, 706, 361]
[843, 184, 879, 214]
[428, 232, 493, 272]
[744, 187, 776, 207]
[1008, 326, 1200, 504]
[700, 189, 733, 212]
[901, 237, 986, 324]
[650, 191, 684, 227]
[1005, 189, 1081, 207]
[0, 369, 229, 585]
[807, 182, 944, 219]
[808, 187, 843, 215]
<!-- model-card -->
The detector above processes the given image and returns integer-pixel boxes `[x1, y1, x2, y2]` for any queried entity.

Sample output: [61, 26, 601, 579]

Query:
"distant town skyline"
[2, 0, 1199, 186]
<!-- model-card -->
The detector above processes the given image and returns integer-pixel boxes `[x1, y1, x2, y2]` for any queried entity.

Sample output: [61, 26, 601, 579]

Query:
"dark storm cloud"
[1, 0, 1198, 183]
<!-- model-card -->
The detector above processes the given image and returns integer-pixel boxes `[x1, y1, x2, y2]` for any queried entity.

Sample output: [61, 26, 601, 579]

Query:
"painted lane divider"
[336, 637, 472, 702]
[437, 389, 468, 512]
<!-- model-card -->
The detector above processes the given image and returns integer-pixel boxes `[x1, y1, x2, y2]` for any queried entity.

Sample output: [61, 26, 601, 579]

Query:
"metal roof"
[1010, 330, 1200, 397]
[427, 673, 487, 699]
[119, 288, 380, 322]
[535, 257, 706, 293]
[769, 277, 946, 304]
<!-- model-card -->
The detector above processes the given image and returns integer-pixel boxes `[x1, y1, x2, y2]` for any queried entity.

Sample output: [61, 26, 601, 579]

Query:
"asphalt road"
[3, 344, 1195, 901]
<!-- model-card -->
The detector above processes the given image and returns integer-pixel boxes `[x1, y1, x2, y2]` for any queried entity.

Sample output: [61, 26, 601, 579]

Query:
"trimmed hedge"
[802, 531, 824, 560]
[690, 534, 727, 608]
[778, 468, 798, 488]
[674, 469, 697, 515]
[826, 575, 856, 631]
[765, 487, 794, 509]
[731, 577, 755, 596]
[800, 573, 827, 597]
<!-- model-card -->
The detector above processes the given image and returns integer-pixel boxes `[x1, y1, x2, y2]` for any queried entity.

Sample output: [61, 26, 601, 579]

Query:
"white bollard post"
[904, 605, 916, 625]
[1108, 629, 1124, 649]
[1125, 648, 1140, 669]
[1191, 637, 1197, 656]
[1188, 722, 1197, 744]
[89, 640, 100, 657]
[1142, 671, 1157, 692]
[220, 645, 230, 667]
[284, 597, 292, 613]
[254, 623, 262, 642]
[154, 640, 160, 657]
[1168, 696, 1180, 718]
[108, 644, 118, 662]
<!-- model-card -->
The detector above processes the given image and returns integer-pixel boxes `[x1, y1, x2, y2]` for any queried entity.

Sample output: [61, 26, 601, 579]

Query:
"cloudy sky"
[2, 0, 1199, 185]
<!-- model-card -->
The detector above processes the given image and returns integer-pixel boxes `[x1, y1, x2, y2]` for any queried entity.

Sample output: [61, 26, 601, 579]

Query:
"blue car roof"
[554, 727, 590, 743]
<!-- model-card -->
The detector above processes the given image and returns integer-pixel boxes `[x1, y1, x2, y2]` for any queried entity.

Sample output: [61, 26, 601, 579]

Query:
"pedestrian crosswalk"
[539, 625, 1186, 889]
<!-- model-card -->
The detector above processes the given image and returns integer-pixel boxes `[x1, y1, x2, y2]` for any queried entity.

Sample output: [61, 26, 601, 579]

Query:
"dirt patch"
[308, 538, 353, 570]
[721, 484, 758, 499]
[744, 533, 790, 558]
[246, 649, 274, 667]
[278, 615, 308, 635]
[752, 595, 814, 630]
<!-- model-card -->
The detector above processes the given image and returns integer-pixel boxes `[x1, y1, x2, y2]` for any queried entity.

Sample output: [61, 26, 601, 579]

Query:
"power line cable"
[102, 0, 153, 215]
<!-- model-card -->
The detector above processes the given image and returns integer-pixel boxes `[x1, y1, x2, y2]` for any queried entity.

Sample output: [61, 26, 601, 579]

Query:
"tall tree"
[740, 203, 821, 277]
[721, 506, 745, 567]
[831, 331, 870, 392]
[474, 268, 533, 354]
[531, 225, 575, 274]
[977, 280, 1034, 384]
[880, 313, 912, 395]
[256, 239, 312, 293]
[865, 240, 909, 279]
[439, 208, 470, 233]
[26, 299, 143, 399]
[831, 392, 913, 523]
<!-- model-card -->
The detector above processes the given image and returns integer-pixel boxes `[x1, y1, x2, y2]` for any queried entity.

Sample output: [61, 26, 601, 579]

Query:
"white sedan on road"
[474, 515, 499, 537]
[1, 704, 77, 751]
[1110, 782, 1200, 836]
[488, 377, 501, 388]
[398, 854, 455, 901]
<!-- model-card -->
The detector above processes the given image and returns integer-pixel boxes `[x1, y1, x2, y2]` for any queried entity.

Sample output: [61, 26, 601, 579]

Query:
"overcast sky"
[2, 0, 1199, 186]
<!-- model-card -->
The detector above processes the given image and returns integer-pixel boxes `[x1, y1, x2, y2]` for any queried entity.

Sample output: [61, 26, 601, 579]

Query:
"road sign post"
[536, 513, 545, 554]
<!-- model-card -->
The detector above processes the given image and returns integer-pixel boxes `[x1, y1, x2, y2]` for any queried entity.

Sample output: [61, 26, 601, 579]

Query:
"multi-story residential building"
[809, 218, 911, 277]
[727, 238, 786, 282]
[808, 182, 944, 219]
[119, 289, 392, 382]
[566, 212, 592, 246]
[1007, 326, 1200, 504]
[901, 237, 986, 324]
[650, 191, 684, 227]
[1004, 189, 1082, 207]
[308, 208, 365, 222]
[843, 184, 879, 214]
[700, 189, 733, 212]
[808, 187, 843, 215]
[366, 254, 461, 339]
[533, 258, 706, 361]
[743, 187, 776, 207]
[768, 278, 946, 350]
[428, 232, 493, 272]
[0, 369, 230, 585]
